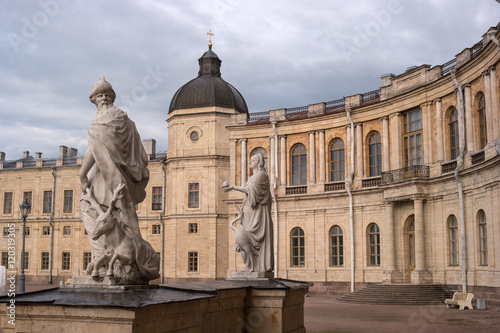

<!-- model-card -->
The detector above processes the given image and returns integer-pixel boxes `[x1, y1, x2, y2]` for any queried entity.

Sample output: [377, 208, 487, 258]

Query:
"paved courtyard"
[2, 285, 500, 332]
[304, 295, 500, 333]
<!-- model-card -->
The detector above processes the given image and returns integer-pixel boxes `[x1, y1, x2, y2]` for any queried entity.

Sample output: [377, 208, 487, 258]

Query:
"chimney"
[143, 139, 156, 160]
[35, 152, 42, 159]
[23, 151, 30, 158]
[59, 145, 68, 159]
[0, 152, 5, 162]
[68, 148, 78, 157]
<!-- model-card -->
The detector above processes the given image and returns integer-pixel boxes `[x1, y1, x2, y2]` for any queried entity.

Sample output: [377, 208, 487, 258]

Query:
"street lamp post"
[19, 198, 30, 294]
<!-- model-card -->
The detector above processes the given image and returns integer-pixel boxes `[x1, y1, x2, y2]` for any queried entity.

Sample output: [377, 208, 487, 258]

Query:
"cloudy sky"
[1, 0, 499, 160]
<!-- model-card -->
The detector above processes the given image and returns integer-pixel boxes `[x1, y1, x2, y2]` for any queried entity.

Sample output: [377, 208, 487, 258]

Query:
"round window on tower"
[190, 131, 199, 141]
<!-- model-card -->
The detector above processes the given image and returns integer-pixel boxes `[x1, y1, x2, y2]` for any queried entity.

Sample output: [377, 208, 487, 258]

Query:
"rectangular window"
[152, 224, 161, 234]
[64, 190, 73, 213]
[41, 252, 49, 270]
[23, 252, 29, 270]
[23, 191, 32, 214]
[1, 252, 8, 267]
[24, 226, 30, 237]
[83, 252, 92, 270]
[188, 183, 200, 208]
[188, 252, 198, 272]
[189, 223, 198, 234]
[62, 252, 71, 270]
[403, 109, 423, 167]
[3, 227, 8, 237]
[43, 191, 52, 214]
[3, 192, 13, 214]
[63, 226, 71, 235]
[42, 226, 51, 236]
[152, 187, 162, 211]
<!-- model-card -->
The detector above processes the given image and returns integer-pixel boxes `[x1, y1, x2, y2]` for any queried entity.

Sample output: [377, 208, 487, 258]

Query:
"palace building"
[1, 24, 499, 305]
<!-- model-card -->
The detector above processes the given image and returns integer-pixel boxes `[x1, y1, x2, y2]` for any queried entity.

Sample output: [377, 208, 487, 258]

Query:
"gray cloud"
[0, 0, 499, 160]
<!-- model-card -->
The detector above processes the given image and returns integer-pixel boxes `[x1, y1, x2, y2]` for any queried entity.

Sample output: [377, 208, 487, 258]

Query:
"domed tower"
[165, 40, 247, 279]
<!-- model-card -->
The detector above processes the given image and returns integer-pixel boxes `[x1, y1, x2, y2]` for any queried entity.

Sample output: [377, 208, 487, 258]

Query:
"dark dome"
[169, 47, 248, 113]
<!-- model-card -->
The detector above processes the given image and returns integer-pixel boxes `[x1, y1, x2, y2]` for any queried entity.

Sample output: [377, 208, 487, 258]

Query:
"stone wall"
[0, 279, 310, 333]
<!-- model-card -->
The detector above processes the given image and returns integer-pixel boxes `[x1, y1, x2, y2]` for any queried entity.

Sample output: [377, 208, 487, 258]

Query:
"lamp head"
[20, 198, 30, 218]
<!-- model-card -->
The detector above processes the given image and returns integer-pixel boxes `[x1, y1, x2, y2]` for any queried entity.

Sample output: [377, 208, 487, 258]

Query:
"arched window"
[368, 132, 382, 177]
[367, 223, 380, 266]
[449, 109, 459, 160]
[291, 144, 307, 185]
[478, 210, 487, 265]
[250, 147, 268, 174]
[448, 215, 459, 265]
[477, 93, 487, 150]
[330, 226, 343, 266]
[291, 227, 305, 266]
[330, 139, 345, 181]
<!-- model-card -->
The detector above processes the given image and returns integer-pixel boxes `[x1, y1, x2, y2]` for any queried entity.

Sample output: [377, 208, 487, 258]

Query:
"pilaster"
[240, 139, 247, 186]
[318, 130, 326, 183]
[434, 99, 444, 162]
[381, 116, 390, 172]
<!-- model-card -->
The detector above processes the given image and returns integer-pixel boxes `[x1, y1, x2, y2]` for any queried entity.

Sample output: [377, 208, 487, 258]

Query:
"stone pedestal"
[232, 271, 274, 279]
[0, 279, 311, 333]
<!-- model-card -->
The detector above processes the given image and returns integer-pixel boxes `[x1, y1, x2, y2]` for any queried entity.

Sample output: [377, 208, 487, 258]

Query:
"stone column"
[229, 139, 238, 187]
[355, 123, 363, 178]
[389, 113, 402, 170]
[318, 130, 326, 183]
[269, 136, 275, 185]
[414, 198, 425, 271]
[381, 116, 390, 172]
[484, 72, 494, 143]
[384, 202, 395, 271]
[280, 135, 287, 186]
[240, 139, 247, 186]
[463, 84, 474, 153]
[345, 125, 352, 179]
[420, 102, 432, 164]
[434, 99, 444, 162]
[308, 131, 316, 183]
[490, 66, 499, 140]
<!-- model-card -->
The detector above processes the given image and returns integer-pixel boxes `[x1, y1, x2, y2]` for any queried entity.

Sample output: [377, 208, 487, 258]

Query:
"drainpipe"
[345, 105, 356, 292]
[49, 166, 56, 284]
[451, 70, 467, 293]
[272, 122, 279, 278]
[159, 159, 166, 284]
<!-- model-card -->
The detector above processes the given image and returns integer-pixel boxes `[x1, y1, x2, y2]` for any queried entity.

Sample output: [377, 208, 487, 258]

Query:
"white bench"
[445, 292, 474, 310]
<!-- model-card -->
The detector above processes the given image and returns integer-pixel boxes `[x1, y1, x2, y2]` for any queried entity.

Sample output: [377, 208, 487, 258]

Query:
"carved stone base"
[231, 271, 274, 279]
[62, 275, 153, 291]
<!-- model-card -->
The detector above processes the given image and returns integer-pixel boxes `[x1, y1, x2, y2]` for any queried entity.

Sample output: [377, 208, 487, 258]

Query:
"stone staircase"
[337, 284, 453, 305]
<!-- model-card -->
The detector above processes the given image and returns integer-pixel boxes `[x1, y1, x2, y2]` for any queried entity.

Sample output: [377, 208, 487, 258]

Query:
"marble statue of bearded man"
[80, 77, 160, 284]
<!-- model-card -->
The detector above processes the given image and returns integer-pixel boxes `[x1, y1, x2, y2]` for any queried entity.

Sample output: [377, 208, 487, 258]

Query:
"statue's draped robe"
[81, 107, 160, 281]
[242, 170, 274, 272]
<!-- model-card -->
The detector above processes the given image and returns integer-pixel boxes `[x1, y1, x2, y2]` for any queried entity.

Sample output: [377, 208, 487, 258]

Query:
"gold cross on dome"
[207, 30, 214, 47]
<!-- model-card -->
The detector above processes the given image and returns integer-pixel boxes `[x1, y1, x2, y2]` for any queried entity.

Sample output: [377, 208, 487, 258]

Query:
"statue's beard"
[98, 101, 111, 109]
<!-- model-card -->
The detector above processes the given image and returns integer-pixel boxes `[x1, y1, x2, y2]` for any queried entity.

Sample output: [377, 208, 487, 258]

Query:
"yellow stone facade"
[226, 25, 500, 300]
[0, 25, 499, 305]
